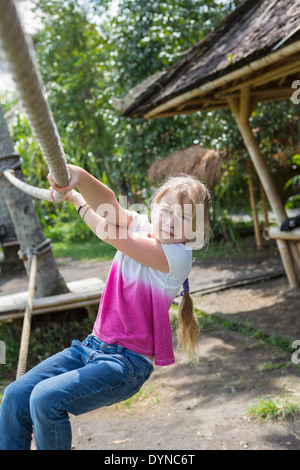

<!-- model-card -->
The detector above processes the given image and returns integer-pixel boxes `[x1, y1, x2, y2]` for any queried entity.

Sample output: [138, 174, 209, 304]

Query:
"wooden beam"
[259, 181, 269, 228]
[290, 242, 300, 278]
[144, 42, 300, 119]
[178, 96, 226, 110]
[246, 160, 262, 250]
[0, 299, 101, 322]
[0, 277, 104, 319]
[151, 89, 292, 119]
[227, 96, 239, 116]
[253, 62, 300, 88]
[264, 226, 300, 241]
[227, 95, 299, 288]
[240, 86, 251, 125]
[222, 59, 300, 94]
[169, 86, 292, 117]
[150, 103, 228, 118]
[218, 87, 293, 100]
[228, 96, 288, 223]
[249, 97, 259, 118]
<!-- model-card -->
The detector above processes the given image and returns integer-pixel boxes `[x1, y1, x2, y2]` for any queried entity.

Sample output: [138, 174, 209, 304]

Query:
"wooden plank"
[1, 239, 19, 247]
[263, 226, 300, 241]
[219, 59, 300, 94]
[0, 299, 101, 321]
[0, 277, 105, 318]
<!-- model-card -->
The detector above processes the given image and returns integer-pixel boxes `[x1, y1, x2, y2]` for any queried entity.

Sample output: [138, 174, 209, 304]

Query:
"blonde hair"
[151, 173, 211, 362]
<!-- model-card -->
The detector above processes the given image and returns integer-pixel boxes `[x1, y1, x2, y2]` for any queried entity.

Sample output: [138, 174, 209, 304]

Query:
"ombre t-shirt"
[93, 211, 192, 366]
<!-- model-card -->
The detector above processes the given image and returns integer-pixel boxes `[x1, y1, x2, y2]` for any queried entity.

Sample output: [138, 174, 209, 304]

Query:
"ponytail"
[177, 279, 199, 363]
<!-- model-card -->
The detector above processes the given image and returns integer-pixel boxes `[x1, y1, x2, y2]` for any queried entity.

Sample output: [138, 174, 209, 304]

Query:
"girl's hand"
[49, 187, 84, 206]
[65, 189, 84, 205]
[47, 165, 80, 193]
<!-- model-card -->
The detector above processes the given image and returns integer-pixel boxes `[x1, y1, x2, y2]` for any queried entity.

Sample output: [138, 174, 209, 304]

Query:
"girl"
[0, 166, 211, 450]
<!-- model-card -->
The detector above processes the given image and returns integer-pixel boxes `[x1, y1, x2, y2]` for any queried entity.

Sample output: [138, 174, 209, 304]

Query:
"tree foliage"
[102, 0, 247, 197]
[35, 0, 115, 185]
[108, 0, 241, 92]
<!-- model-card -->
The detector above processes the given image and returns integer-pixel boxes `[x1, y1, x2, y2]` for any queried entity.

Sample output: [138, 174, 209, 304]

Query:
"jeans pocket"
[115, 354, 141, 389]
[122, 353, 154, 385]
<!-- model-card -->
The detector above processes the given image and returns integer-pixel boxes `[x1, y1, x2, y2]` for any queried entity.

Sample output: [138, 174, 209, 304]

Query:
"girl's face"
[151, 190, 194, 244]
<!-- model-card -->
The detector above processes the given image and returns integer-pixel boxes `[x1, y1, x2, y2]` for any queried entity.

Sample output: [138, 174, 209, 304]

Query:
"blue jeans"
[0, 335, 153, 450]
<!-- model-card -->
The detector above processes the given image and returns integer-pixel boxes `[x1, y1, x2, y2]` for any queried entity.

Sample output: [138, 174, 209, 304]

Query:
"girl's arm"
[69, 191, 169, 273]
[48, 165, 133, 228]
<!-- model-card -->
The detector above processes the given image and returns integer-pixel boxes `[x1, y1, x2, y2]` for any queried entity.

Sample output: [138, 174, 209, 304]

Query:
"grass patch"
[259, 361, 293, 372]
[52, 239, 116, 262]
[114, 383, 160, 414]
[246, 396, 300, 422]
[0, 310, 94, 384]
[187, 306, 296, 354]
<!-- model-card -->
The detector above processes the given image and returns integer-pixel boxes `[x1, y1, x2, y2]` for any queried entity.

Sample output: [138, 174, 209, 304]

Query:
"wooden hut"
[113, 0, 300, 288]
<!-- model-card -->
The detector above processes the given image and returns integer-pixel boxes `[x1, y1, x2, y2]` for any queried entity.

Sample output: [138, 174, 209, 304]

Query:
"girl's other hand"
[49, 188, 83, 205]
[65, 189, 84, 205]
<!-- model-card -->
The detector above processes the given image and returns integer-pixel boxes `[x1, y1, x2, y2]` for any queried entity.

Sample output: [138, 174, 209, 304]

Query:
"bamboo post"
[263, 227, 300, 274]
[290, 243, 300, 277]
[16, 253, 37, 379]
[259, 181, 269, 228]
[228, 93, 299, 288]
[246, 159, 262, 250]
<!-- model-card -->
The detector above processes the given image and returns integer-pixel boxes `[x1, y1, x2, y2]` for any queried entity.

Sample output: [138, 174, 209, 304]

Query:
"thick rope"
[0, 0, 69, 202]
[3, 169, 53, 201]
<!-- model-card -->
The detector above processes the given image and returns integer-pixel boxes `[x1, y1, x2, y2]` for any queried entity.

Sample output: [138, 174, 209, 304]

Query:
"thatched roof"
[148, 145, 226, 189]
[112, 0, 300, 118]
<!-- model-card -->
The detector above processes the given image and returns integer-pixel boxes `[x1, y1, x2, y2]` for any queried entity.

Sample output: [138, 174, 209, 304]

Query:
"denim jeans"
[0, 334, 153, 450]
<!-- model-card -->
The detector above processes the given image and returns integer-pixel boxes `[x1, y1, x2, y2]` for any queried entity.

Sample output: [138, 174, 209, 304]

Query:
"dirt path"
[1, 249, 300, 450]
[70, 315, 300, 451]
[70, 255, 300, 451]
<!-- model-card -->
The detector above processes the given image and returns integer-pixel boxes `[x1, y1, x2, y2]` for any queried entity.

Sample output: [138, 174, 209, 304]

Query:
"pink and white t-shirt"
[93, 211, 192, 366]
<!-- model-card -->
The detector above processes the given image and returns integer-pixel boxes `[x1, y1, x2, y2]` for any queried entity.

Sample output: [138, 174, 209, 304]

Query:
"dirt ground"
[1, 246, 300, 451]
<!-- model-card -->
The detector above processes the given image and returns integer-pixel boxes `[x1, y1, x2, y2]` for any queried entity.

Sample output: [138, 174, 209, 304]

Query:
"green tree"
[105, 0, 298, 212]
[102, 0, 244, 197]
[34, 0, 116, 187]
[108, 0, 242, 92]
